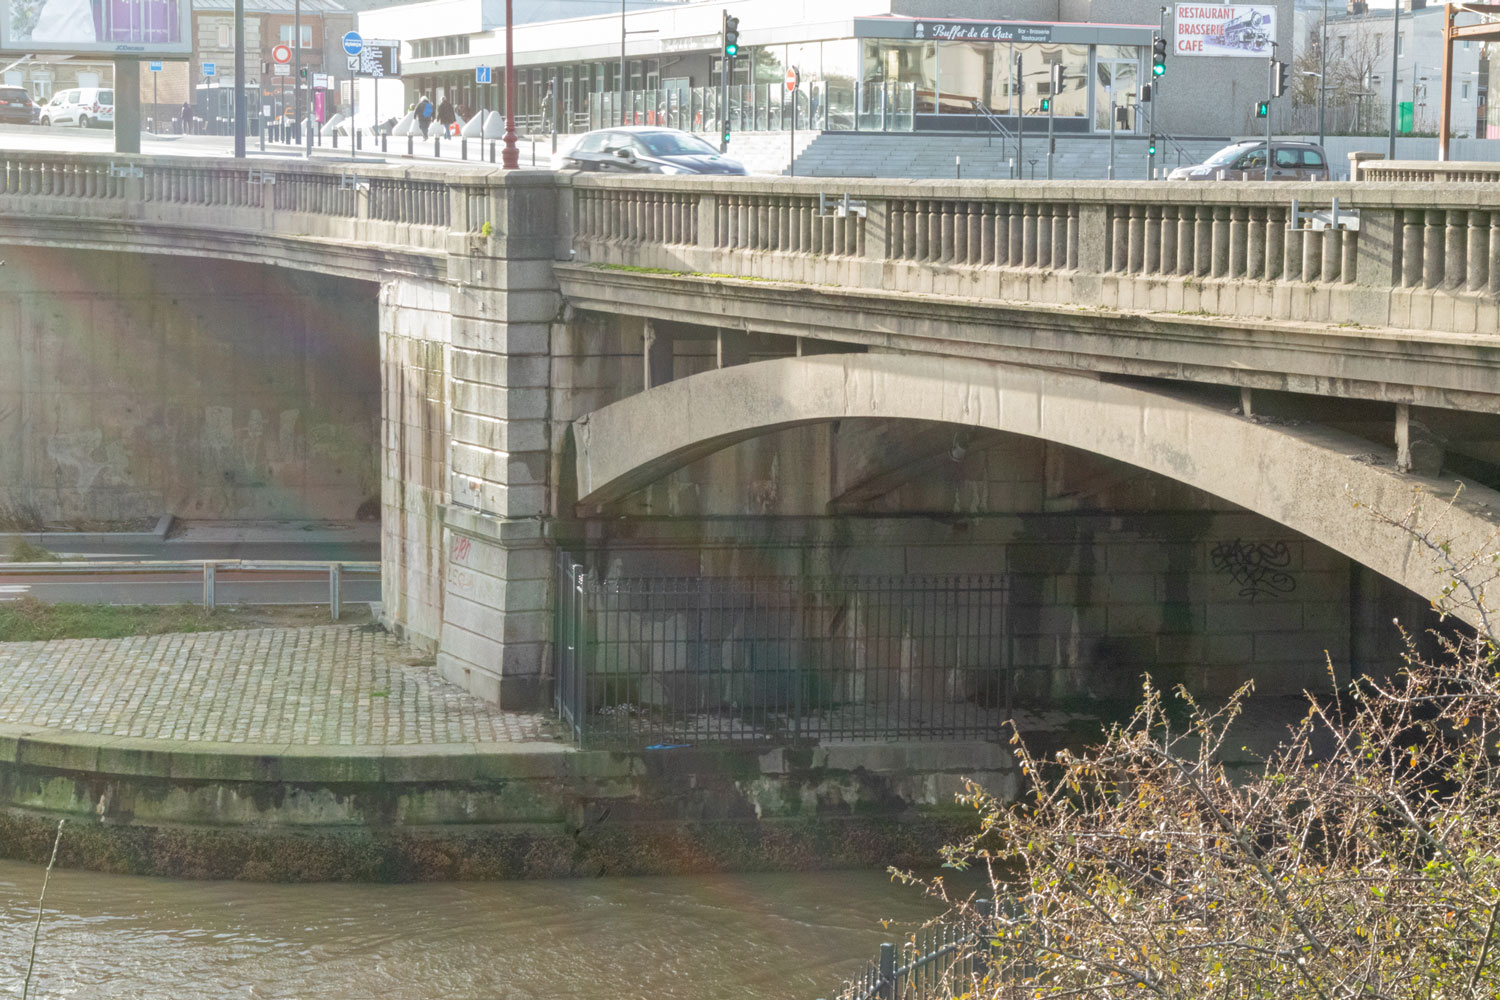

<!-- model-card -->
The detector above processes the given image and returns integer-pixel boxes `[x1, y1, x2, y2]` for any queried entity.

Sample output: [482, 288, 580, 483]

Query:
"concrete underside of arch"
[572, 353, 1500, 626]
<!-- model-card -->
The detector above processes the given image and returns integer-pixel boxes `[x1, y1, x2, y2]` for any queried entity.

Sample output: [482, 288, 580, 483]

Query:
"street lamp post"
[233, 0, 246, 157]
[502, 0, 519, 167]
[619, 0, 626, 127]
[1388, 0, 1400, 160]
[1319, 0, 1327, 149]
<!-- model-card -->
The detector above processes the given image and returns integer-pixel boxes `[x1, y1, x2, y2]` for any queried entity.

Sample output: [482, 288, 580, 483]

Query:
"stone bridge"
[2, 150, 1497, 717]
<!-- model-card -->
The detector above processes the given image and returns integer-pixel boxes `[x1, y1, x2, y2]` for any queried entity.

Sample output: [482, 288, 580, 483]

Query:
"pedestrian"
[416, 94, 434, 138]
[436, 95, 455, 135]
[179, 101, 192, 134]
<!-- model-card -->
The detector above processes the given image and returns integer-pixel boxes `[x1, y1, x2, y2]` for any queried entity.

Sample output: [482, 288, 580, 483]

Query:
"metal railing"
[555, 553, 1011, 749]
[970, 100, 1017, 173]
[824, 899, 1020, 1000]
[0, 560, 378, 620]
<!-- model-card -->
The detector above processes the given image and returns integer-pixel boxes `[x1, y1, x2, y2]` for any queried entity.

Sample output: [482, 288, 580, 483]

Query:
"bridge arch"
[572, 353, 1500, 622]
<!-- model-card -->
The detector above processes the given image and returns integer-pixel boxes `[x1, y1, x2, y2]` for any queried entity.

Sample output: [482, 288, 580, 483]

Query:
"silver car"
[1168, 141, 1330, 181]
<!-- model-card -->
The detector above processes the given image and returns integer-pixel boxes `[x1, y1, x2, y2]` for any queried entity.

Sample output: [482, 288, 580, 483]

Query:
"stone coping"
[0, 721, 1012, 786]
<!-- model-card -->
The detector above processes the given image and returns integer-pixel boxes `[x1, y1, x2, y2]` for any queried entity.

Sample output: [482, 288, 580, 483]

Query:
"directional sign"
[342, 31, 363, 56]
[202, 61, 216, 76]
[148, 61, 162, 72]
[271, 43, 291, 64]
[352, 41, 400, 77]
[476, 65, 491, 84]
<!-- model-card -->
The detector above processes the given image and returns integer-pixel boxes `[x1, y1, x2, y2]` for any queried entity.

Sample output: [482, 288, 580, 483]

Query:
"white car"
[39, 87, 114, 128]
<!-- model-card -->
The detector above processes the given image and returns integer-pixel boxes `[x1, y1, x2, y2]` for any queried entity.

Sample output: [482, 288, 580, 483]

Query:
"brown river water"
[0, 861, 950, 999]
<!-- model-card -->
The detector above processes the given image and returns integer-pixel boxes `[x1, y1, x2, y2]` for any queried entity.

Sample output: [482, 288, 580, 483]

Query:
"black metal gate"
[554, 553, 1010, 749]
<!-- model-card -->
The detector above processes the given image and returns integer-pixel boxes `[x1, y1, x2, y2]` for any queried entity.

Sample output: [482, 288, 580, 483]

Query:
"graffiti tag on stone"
[1210, 539, 1296, 601]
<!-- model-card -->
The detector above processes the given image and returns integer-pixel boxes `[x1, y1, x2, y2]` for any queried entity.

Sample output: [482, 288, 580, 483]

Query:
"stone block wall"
[380, 278, 452, 650]
[0, 248, 379, 524]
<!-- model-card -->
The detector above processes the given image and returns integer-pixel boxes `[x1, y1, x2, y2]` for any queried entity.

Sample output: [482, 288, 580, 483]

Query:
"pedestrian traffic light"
[1040, 97, 1050, 112]
[723, 13, 739, 58]
[1147, 135, 1158, 156]
[1152, 36, 1167, 77]
[1255, 100, 1269, 118]
[1272, 59, 1289, 97]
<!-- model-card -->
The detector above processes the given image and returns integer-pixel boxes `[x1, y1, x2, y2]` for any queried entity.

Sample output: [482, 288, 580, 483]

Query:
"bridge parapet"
[566, 175, 1500, 336]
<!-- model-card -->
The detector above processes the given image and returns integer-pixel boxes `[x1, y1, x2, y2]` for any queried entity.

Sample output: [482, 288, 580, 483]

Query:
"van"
[1167, 140, 1330, 181]
[39, 87, 115, 128]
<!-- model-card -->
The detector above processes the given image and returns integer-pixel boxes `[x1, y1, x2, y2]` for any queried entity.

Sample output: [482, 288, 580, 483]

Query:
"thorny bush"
[900, 494, 1500, 999]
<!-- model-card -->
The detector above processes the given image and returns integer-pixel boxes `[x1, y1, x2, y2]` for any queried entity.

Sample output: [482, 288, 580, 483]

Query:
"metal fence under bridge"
[554, 555, 1011, 749]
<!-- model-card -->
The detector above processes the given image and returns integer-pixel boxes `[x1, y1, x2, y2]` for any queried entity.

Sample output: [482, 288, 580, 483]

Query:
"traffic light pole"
[1014, 53, 1023, 178]
[1046, 86, 1055, 179]
[1266, 43, 1276, 181]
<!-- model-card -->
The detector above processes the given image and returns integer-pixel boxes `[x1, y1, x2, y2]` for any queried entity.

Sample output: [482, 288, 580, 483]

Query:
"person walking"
[436, 95, 455, 136]
[416, 94, 434, 138]
[179, 101, 192, 134]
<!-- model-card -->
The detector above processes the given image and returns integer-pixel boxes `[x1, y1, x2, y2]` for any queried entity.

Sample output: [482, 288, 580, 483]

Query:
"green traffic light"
[722, 131, 731, 144]
[1152, 62, 1165, 77]
[1148, 144, 1157, 155]
[725, 43, 737, 56]
[1040, 98, 1050, 112]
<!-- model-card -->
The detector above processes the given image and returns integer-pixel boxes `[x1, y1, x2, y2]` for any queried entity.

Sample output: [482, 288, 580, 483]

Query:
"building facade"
[359, 0, 1295, 140]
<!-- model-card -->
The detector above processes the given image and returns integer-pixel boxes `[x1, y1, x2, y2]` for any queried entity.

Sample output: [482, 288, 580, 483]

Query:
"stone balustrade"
[565, 175, 1500, 336]
[1359, 161, 1500, 183]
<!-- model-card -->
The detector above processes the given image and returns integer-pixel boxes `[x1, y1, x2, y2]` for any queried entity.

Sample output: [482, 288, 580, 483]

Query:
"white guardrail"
[0, 560, 379, 620]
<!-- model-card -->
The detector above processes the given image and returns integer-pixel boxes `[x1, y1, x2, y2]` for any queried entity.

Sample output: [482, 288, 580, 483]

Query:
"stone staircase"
[728, 130, 1234, 181]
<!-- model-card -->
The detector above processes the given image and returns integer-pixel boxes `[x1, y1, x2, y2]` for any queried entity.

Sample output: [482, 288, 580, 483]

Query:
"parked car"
[0, 87, 39, 125]
[1167, 140, 1330, 181]
[39, 87, 115, 128]
[558, 126, 747, 174]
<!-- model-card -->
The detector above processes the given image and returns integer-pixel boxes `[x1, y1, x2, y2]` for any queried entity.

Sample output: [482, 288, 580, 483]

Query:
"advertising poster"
[3, 0, 192, 55]
[1173, 4, 1276, 57]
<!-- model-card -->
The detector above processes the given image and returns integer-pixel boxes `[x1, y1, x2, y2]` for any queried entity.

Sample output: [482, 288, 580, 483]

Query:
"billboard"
[1173, 4, 1276, 57]
[2, 0, 192, 56]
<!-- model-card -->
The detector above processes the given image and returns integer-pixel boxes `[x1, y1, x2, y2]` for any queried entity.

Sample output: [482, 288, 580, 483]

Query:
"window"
[1397, 33, 1404, 56]
[280, 24, 311, 47]
[1463, 81, 1472, 99]
[216, 24, 230, 47]
[1274, 148, 1299, 167]
[1302, 149, 1325, 167]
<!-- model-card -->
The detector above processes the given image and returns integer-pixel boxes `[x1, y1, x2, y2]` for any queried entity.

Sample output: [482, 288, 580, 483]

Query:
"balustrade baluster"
[1302, 229, 1322, 283]
[1322, 228, 1342, 283]
[940, 201, 955, 264]
[1468, 211, 1490, 292]
[1423, 209, 1445, 289]
[1209, 206, 1231, 278]
[1109, 205, 1129, 272]
[1126, 205, 1146, 274]
[1023, 204, 1040, 268]
[1143, 206, 1161, 275]
[1445, 210, 1467, 290]
[1037, 205, 1054, 270]
[1008, 203, 1025, 267]
[1229, 206, 1248, 278]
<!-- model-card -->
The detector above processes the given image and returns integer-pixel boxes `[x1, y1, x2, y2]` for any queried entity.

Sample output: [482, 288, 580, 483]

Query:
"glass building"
[361, 0, 1160, 138]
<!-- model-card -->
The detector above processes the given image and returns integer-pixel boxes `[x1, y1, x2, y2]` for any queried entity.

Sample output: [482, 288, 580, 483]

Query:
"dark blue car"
[0, 87, 38, 125]
[559, 126, 747, 175]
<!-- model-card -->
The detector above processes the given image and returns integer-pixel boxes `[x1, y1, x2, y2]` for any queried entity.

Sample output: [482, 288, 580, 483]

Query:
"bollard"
[329, 563, 342, 621]
[434, 136, 441, 157]
[462, 137, 468, 160]
[407, 134, 413, 155]
[356, 130, 362, 150]
[332, 131, 338, 148]
[203, 563, 216, 610]
[878, 943, 895, 1000]
[489, 141, 496, 163]
[381, 134, 387, 153]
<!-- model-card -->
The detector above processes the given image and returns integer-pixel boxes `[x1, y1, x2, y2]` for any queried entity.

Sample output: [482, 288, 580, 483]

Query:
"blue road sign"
[202, 62, 216, 76]
[148, 61, 162, 72]
[342, 31, 363, 56]
[476, 65, 491, 84]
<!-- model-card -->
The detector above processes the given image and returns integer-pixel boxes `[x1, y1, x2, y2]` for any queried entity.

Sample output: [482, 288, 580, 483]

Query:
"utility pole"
[503, 0, 518, 167]
[1046, 63, 1058, 179]
[1014, 51, 1023, 177]
[293, 0, 301, 144]
[619, 0, 626, 126]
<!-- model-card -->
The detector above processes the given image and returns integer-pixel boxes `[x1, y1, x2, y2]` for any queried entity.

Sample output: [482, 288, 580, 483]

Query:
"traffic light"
[1255, 100, 1269, 118]
[1147, 135, 1158, 156]
[723, 13, 739, 58]
[722, 127, 732, 145]
[1040, 97, 1050, 112]
[1152, 36, 1167, 77]
[1141, 83, 1152, 103]
[1272, 59, 1289, 97]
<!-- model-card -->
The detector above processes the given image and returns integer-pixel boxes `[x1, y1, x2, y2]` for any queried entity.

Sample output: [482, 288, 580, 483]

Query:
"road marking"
[0, 585, 30, 602]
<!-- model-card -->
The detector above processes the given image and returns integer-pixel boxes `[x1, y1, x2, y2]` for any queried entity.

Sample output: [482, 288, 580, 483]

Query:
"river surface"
[0, 861, 950, 999]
